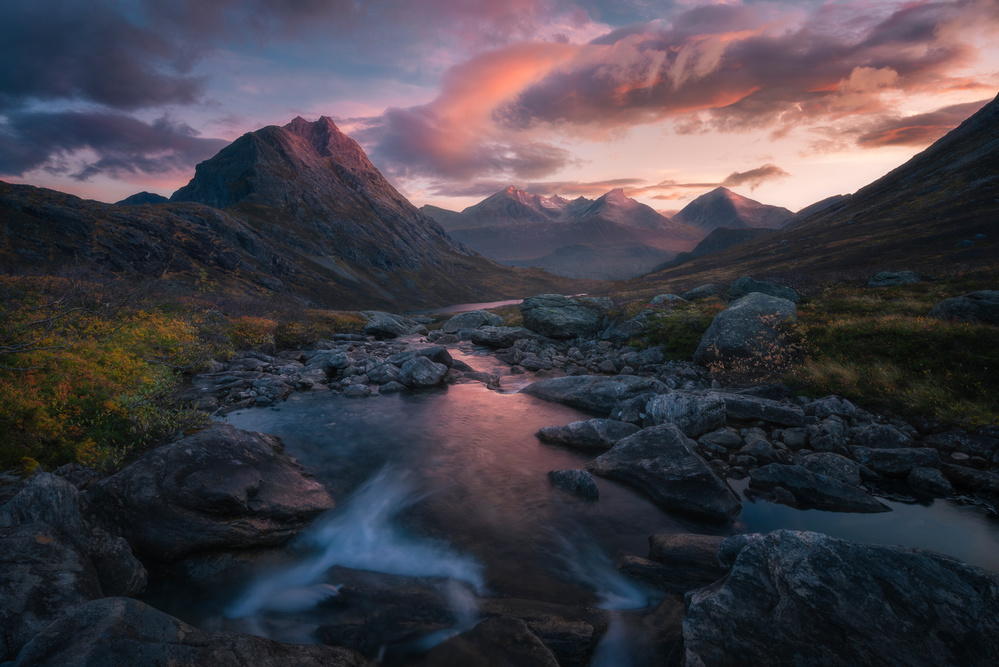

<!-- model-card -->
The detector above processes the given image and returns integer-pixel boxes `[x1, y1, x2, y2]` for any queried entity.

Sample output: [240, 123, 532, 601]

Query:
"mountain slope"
[1, 117, 594, 308]
[673, 187, 794, 232]
[626, 92, 999, 293]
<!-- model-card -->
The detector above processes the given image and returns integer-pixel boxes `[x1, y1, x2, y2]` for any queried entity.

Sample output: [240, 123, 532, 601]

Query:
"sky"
[1, 0, 997, 214]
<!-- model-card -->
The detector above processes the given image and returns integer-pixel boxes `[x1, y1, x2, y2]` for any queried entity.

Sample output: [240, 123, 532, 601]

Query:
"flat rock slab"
[588, 425, 742, 521]
[850, 446, 941, 478]
[713, 393, 804, 427]
[537, 419, 641, 452]
[9, 597, 366, 667]
[521, 375, 667, 416]
[469, 326, 542, 348]
[87, 424, 334, 561]
[683, 530, 999, 666]
[619, 534, 729, 594]
[748, 464, 890, 513]
[643, 392, 726, 438]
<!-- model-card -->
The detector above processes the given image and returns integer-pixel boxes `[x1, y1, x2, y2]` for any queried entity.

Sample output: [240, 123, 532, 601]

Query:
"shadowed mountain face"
[629, 91, 999, 292]
[657, 227, 778, 271]
[423, 186, 704, 280]
[673, 187, 795, 232]
[0, 118, 591, 309]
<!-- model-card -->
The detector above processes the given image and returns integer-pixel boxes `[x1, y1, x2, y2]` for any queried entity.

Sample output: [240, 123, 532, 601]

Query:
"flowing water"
[144, 342, 999, 664]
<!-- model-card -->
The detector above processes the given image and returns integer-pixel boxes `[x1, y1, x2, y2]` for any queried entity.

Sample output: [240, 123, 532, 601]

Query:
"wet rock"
[470, 326, 542, 348]
[683, 530, 999, 667]
[693, 292, 797, 367]
[547, 470, 599, 500]
[923, 431, 999, 459]
[727, 277, 800, 303]
[388, 345, 454, 369]
[628, 534, 728, 593]
[520, 294, 606, 339]
[807, 418, 849, 455]
[778, 427, 808, 449]
[798, 452, 863, 487]
[588, 425, 742, 521]
[748, 463, 890, 513]
[866, 270, 920, 287]
[852, 422, 913, 449]
[851, 446, 940, 478]
[379, 381, 406, 393]
[609, 393, 657, 424]
[343, 384, 372, 397]
[410, 617, 559, 667]
[681, 284, 725, 301]
[941, 464, 999, 494]
[929, 290, 999, 324]
[537, 419, 640, 452]
[366, 362, 401, 385]
[10, 597, 366, 667]
[698, 427, 742, 450]
[479, 598, 608, 667]
[908, 467, 954, 495]
[87, 424, 333, 561]
[643, 392, 726, 438]
[441, 310, 505, 333]
[715, 392, 805, 427]
[361, 311, 414, 339]
[521, 375, 667, 416]
[397, 356, 448, 388]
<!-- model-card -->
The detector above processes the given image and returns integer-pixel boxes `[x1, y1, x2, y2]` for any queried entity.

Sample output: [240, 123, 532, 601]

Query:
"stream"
[144, 341, 999, 665]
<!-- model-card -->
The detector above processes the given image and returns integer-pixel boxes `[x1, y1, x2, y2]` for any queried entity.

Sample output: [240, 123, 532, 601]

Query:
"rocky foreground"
[3, 285, 999, 666]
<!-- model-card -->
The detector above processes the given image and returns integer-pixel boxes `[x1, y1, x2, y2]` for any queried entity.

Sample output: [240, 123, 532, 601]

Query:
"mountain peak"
[675, 187, 793, 231]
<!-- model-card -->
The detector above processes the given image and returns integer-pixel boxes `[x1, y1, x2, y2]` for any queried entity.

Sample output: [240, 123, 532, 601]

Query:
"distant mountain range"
[422, 185, 799, 280]
[630, 91, 999, 290]
[0, 117, 587, 309]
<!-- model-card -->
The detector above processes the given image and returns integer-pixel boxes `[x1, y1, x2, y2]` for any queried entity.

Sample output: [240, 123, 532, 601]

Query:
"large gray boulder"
[441, 310, 505, 333]
[536, 419, 641, 452]
[521, 375, 667, 416]
[87, 424, 334, 561]
[693, 293, 797, 367]
[520, 294, 606, 339]
[588, 425, 742, 521]
[397, 356, 448, 388]
[714, 392, 804, 427]
[0, 474, 147, 662]
[726, 277, 800, 303]
[361, 311, 414, 339]
[929, 291, 999, 324]
[643, 392, 726, 438]
[748, 464, 890, 513]
[10, 597, 366, 667]
[683, 530, 999, 666]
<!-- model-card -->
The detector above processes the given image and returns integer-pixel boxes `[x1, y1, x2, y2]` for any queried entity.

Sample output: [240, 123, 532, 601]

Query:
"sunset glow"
[2, 0, 997, 211]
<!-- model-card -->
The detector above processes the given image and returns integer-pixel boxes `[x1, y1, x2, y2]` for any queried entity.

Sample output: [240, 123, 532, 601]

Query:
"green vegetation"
[627, 298, 726, 359]
[0, 274, 365, 472]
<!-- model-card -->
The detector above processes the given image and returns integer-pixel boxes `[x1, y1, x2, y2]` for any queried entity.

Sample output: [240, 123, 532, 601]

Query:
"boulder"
[907, 467, 954, 495]
[388, 345, 454, 368]
[807, 418, 849, 455]
[923, 431, 998, 459]
[397, 356, 448, 388]
[852, 423, 913, 449]
[681, 284, 726, 301]
[650, 293, 687, 306]
[469, 326, 542, 348]
[643, 392, 726, 438]
[940, 464, 999, 494]
[714, 392, 804, 427]
[726, 277, 800, 303]
[520, 295, 606, 339]
[410, 617, 559, 667]
[361, 311, 413, 339]
[748, 464, 890, 513]
[441, 310, 505, 333]
[87, 424, 334, 561]
[521, 375, 667, 416]
[642, 534, 727, 591]
[850, 447, 941, 478]
[9, 597, 366, 667]
[866, 270, 920, 287]
[683, 530, 999, 667]
[693, 293, 797, 367]
[536, 419, 641, 452]
[928, 290, 999, 324]
[366, 362, 401, 385]
[547, 470, 599, 500]
[797, 452, 863, 487]
[478, 598, 608, 667]
[588, 425, 742, 521]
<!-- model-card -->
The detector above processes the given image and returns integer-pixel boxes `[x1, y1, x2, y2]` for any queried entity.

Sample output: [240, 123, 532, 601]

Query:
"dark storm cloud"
[0, 111, 228, 180]
[856, 99, 991, 148]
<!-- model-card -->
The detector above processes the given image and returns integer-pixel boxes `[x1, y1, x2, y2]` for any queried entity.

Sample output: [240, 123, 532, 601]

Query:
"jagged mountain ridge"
[629, 91, 999, 290]
[0, 117, 593, 308]
[422, 186, 704, 279]
[673, 187, 795, 231]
